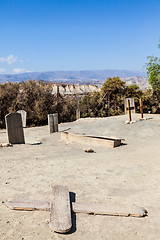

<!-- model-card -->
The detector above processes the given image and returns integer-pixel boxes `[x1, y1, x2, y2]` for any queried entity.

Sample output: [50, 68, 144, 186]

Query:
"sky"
[0, 0, 160, 74]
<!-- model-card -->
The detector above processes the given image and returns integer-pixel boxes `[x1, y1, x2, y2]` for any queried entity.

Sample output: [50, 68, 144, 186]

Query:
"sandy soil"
[0, 113, 160, 240]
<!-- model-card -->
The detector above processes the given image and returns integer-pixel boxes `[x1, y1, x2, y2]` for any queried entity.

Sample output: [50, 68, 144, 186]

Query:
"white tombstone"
[124, 98, 135, 114]
[17, 110, 27, 127]
[5, 113, 25, 144]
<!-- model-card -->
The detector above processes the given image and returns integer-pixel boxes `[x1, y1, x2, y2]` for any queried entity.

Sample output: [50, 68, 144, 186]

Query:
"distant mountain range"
[0, 69, 149, 89]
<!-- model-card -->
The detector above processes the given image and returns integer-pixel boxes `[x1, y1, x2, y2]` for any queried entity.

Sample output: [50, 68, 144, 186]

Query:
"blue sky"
[0, 0, 160, 74]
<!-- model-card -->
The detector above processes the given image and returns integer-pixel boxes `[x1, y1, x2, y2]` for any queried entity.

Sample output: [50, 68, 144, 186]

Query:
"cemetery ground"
[0, 114, 160, 240]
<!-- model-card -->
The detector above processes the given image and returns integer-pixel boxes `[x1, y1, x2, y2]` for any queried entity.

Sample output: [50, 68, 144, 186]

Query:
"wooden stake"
[127, 99, 132, 122]
[140, 98, 144, 119]
[57, 86, 60, 123]
[76, 99, 80, 119]
[108, 92, 110, 117]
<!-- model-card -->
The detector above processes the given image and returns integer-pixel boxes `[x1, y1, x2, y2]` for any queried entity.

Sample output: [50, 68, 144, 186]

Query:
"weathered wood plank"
[8, 199, 50, 211]
[61, 132, 123, 148]
[72, 202, 147, 217]
[49, 186, 72, 233]
[8, 199, 147, 217]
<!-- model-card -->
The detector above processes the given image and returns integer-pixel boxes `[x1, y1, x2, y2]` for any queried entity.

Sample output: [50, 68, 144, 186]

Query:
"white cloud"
[0, 54, 18, 64]
[12, 68, 32, 74]
[13, 68, 26, 74]
[0, 68, 6, 73]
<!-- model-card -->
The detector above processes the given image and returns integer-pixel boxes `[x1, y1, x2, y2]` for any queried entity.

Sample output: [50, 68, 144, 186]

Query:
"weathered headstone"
[48, 114, 54, 133]
[53, 113, 58, 132]
[17, 110, 27, 127]
[48, 113, 58, 133]
[5, 113, 25, 144]
[124, 98, 135, 114]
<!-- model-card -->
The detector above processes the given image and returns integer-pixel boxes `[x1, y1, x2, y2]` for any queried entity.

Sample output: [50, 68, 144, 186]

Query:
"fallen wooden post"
[61, 132, 124, 148]
[49, 185, 72, 233]
[8, 199, 147, 218]
[7, 186, 148, 234]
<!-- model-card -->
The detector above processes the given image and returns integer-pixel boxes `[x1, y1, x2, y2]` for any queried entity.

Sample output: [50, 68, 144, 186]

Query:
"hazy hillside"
[0, 69, 148, 89]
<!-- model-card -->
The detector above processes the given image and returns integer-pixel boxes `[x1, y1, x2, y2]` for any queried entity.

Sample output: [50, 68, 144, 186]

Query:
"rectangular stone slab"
[8, 200, 147, 217]
[61, 132, 123, 148]
[5, 113, 25, 144]
[49, 186, 72, 233]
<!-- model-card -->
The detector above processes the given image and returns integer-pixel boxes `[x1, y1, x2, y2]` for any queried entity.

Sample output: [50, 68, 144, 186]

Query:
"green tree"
[101, 77, 126, 116]
[0, 82, 19, 128]
[146, 56, 160, 90]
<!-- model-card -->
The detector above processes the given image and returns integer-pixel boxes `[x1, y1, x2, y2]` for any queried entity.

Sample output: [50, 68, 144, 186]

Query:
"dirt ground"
[0, 113, 160, 240]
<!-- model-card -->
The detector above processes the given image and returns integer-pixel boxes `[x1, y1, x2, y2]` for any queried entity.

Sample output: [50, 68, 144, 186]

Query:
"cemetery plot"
[7, 185, 147, 234]
[61, 132, 124, 148]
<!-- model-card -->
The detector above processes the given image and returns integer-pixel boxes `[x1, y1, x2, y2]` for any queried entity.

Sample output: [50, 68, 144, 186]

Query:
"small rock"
[83, 148, 95, 153]
[0, 143, 12, 147]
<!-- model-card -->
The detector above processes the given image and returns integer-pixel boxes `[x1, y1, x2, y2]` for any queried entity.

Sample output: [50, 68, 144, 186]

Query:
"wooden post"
[140, 98, 143, 119]
[76, 99, 80, 119]
[127, 99, 132, 122]
[108, 92, 110, 117]
[48, 113, 58, 133]
[49, 186, 72, 233]
[57, 86, 60, 123]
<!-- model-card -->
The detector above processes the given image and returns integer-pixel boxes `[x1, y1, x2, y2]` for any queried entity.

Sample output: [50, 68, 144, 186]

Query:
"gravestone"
[53, 113, 58, 132]
[124, 98, 135, 114]
[48, 114, 54, 133]
[48, 113, 58, 133]
[5, 113, 25, 144]
[17, 110, 27, 127]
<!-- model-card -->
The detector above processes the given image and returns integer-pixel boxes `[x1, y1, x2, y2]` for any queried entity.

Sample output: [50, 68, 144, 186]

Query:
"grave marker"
[127, 99, 132, 122]
[53, 113, 58, 132]
[17, 110, 27, 127]
[125, 99, 135, 123]
[48, 114, 54, 133]
[49, 186, 72, 233]
[124, 98, 135, 114]
[7, 185, 147, 234]
[61, 132, 124, 148]
[139, 98, 144, 119]
[5, 113, 25, 144]
[48, 113, 58, 133]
